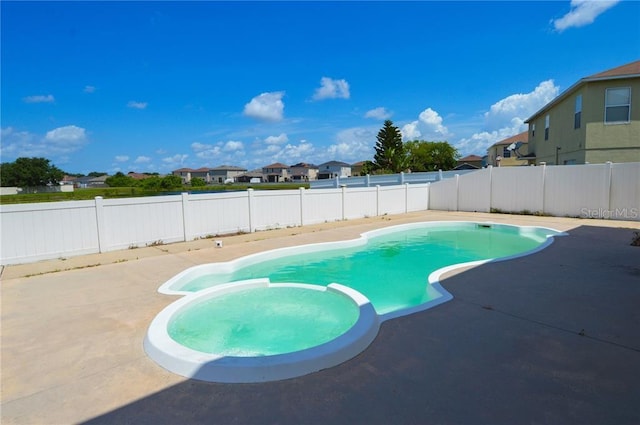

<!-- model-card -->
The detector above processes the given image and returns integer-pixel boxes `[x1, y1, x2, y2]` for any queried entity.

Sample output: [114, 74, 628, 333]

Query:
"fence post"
[455, 174, 460, 211]
[299, 187, 305, 226]
[376, 185, 381, 216]
[365, 174, 370, 187]
[426, 182, 430, 210]
[181, 192, 190, 242]
[341, 185, 346, 220]
[400, 172, 405, 184]
[488, 165, 493, 212]
[94, 196, 106, 253]
[540, 163, 546, 214]
[438, 169, 443, 181]
[247, 188, 255, 232]
[605, 161, 613, 212]
[405, 183, 409, 213]
[335, 176, 340, 188]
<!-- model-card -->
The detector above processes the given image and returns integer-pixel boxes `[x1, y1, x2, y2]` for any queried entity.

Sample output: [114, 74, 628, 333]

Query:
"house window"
[574, 94, 582, 129]
[531, 123, 535, 137]
[605, 87, 631, 123]
[544, 115, 550, 140]
[502, 146, 511, 158]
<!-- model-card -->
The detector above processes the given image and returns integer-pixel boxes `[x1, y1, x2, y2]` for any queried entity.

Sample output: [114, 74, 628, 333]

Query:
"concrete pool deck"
[2, 211, 639, 424]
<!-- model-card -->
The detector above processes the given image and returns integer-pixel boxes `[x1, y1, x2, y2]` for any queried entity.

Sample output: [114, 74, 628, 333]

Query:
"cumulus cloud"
[127, 100, 148, 109]
[23, 94, 55, 103]
[191, 140, 245, 163]
[223, 141, 244, 152]
[0, 125, 87, 160]
[162, 154, 188, 169]
[365, 107, 391, 120]
[322, 127, 376, 163]
[401, 108, 450, 141]
[264, 133, 288, 145]
[243, 92, 285, 122]
[115, 155, 129, 162]
[134, 156, 151, 163]
[454, 80, 560, 155]
[313, 77, 350, 100]
[552, 0, 620, 32]
[84, 85, 96, 93]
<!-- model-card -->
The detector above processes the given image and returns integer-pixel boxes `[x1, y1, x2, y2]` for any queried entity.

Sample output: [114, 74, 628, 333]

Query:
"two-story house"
[317, 161, 352, 179]
[262, 163, 290, 182]
[209, 165, 248, 183]
[289, 163, 318, 181]
[525, 60, 640, 165]
[486, 131, 529, 167]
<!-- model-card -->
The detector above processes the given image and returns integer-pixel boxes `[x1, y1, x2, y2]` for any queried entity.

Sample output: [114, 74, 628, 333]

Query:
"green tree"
[373, 120, 407, 173]
[190, 177, 206, 187]
[405, 140, 459, 171]
[160, 174, 183, 189]
[88, 171, 107, 177]
[105, 172, 136, 187]
[0, 157, 64, 187]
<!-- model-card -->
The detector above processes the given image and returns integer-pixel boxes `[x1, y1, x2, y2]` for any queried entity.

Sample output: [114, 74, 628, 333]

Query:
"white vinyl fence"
[429, 162, 639, 220]
[1, 162, 638, 265]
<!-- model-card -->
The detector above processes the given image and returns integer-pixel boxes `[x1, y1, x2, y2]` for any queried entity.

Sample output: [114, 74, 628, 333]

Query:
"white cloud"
[84, 85, 96, 93]
[134, 156, 151, 163]
[115, 155, 129, 162]
[0, 125, 87, 160]
[162, 154, 188, 169]
[323, 127, 376, 163]
[127, 101, 148, 109]
[264, 133, 289, 145]
[23, 94, 55, 103]
[552, 0, 620, 32]
[243, 92, 285, 122]
[401, 108, 450, 141]
[454, 80, 560, 155]
[223, 141, 244, 152]
[45, 125, 87, 143]
[365, 107, 391, 120]
[313, 77, 350, 100]
[483, 79, 558, 130]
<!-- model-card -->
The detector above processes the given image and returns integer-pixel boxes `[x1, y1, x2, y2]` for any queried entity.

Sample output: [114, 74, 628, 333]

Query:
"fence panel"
[543, 164, 610, 217]
[491, 166, 544, 213]
[0, 200, 99, 264]
[187, 192, 250, 237]
[301, 189, 343, 224]
[102, 196, 185, 250]
[406, 184, 429, 212]
[429, 177, 458, 211]
[378, 186, 406, 215]
[344, 187, 377, 219]
[252, 190, 301, 231]
[608, 162, 640, 220]
[458, 169, 491, 212]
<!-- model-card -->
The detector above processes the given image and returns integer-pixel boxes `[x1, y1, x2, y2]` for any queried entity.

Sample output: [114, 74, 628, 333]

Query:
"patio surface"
[1, 211, 639, 424]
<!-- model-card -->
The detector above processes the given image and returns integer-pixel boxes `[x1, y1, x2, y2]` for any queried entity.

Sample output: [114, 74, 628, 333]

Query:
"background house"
[486, 131, 529, 167]
[454, 155, 484, 170]
[525, 60, 640, 165]
[318, 161, 352, 179]
[262, 163, 290, 182]
[209, 165, 247, 183]
[289, 163, 318, 181]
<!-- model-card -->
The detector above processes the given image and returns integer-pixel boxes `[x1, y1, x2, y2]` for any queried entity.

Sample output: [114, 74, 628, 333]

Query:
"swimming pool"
[145, 221, 566, 382]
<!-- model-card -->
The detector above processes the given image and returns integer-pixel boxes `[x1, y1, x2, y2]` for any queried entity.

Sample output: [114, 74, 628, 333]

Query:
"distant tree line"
[364, 120, 459, 174]
[105, 172, 182, 189]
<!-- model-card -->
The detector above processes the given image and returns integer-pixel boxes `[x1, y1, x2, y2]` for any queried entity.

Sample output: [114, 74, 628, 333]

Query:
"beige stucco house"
[486, 131, 529, 167]
[525, 60, 640, 165]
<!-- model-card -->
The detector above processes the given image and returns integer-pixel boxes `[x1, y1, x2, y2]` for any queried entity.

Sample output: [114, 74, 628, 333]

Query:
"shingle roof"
[490, 131, 528, 147]
[457, 155, 483, 162]
[586, 60, 640, 80]
[263, 162, 289, 169]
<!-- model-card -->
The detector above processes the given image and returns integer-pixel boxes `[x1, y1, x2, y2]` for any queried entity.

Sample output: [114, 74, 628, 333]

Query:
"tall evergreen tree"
[373, 120, 406, 173]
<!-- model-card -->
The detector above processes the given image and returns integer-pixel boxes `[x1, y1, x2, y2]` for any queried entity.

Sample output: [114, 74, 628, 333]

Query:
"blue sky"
[1, 1, 639, 175]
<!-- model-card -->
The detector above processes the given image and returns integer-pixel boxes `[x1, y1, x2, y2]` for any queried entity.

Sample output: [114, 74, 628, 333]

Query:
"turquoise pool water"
[168, 286, 359, 356]
[175, 223, 555, 315]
